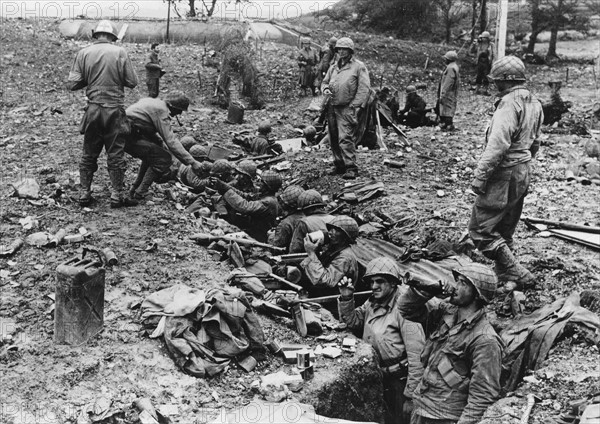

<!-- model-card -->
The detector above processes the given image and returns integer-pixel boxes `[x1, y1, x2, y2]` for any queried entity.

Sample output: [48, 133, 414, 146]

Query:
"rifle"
[297, 290, 373, 304]
[190, 233, 286, 253]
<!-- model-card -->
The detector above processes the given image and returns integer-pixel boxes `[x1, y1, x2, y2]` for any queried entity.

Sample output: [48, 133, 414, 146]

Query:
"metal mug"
[307, 230, 329, 245]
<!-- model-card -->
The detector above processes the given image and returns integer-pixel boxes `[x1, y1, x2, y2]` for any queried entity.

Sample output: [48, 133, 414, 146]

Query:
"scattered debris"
[0, 238, 24, 257]
[10, 177, 40, 199]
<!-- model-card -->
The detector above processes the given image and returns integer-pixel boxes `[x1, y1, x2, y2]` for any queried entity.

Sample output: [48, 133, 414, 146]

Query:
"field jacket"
[321, 57, 371, 107]
[68, 40, 138, 107]
[338, 286, 425, 398]
[289, 211, 335, 253]
[269, 211, 305, 251]
[301, 245, 359, 288]
[474, 85, 544, 183]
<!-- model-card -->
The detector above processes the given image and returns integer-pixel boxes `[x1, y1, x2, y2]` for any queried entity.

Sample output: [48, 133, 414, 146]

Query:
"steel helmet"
[198, 161, 212, 176]
[236, 159, 257, 178]
[452, 263, 498, 304]
[181, 136, 197, 151]
[261, 170, 282, 192]
[298, 189, 326, 210]
[406, 85, 417, 94]
[300, 37, 311, 45]
[210, 159, 233, 178]
[189, 145, 208, 160]
[489, 56, 527, 82]
[443, 50, 458, 62]
[165, 91, 190, 112]
[92, 20, 117, 40]
[278, 185, 304, 210]
[335, 37, 354, 52]
[258, 121, 272, 134]
[364, 257, 403, 285]
[303, 125, 317, 140]
[479, 31, 491, 40]
[326, 215, 359, 243]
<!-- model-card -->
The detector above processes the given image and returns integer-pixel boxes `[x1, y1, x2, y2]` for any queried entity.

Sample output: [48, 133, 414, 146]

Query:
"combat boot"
[494, 244, 536, 291]
[341, 168, 358, 180]
[109, 169, 138, 209]
[132, 168, 158, 200]
[79, 170, 94, 207]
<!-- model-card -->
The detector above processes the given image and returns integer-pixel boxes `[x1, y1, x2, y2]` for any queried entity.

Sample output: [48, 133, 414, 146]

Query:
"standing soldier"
[436, 50, 460, 131]
[315, 36, 337, 90]
[471, 31, 495, 95]
[469, 56, 543, 293]
[338, 257, 425, 424]
[298, 37, 319, 96]
[145, 43, 165, 98]
[321, 37, 371, 179]
[68, 20, 139, 208]
[403, 263, 503, 424]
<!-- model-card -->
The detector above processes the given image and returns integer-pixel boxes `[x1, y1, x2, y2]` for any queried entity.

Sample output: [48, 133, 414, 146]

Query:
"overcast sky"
[0, 0, 338, 20]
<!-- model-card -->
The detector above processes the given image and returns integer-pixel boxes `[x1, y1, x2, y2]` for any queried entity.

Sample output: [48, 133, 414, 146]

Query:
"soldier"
[145, 43, 165, 98]
[123, 92, 206, 200]
[436, 50, 460, 131]
[212, 170, 282, 243]
[399, 86, 429, 128]
[232, 159, 258, 195]
[338, 257, 425, 424]
[469, 56, 543, 292]
[67, 20, 138, 208]
[298, 37, 319, 96]
[402, 263, 503, 424]
[269, 185, 305, 251]
[322, 37, 371, 179]
[315, 36, 337, 89]
[471, 31, 495, 96]
[289, 190, 334, 254]
[300, 215, 360, 296]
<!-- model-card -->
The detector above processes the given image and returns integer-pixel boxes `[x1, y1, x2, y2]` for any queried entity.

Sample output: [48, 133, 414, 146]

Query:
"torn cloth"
[141, 285, 265, 378]
[501, 291, 600, 391]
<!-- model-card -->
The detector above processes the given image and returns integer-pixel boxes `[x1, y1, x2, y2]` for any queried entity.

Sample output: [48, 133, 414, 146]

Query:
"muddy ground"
[1, 19, 599, 424]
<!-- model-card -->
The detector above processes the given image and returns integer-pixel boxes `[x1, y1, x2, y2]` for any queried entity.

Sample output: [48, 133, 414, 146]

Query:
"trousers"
[468, 162, 530, 255]
[383, 374, 412, 424]
[124, 136, 173, 179]
[79, 104, 127, 174]
[328, 104, 358, 171]
[147, 78, 159, 98]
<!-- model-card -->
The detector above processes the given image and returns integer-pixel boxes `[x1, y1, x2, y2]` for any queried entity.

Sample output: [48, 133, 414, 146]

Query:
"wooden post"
[166, 0, 171, 44]
[496, 0, 508, 59]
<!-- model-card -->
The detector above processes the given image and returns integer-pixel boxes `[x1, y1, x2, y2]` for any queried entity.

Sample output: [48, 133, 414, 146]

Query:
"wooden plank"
[549, 229, 600, 250]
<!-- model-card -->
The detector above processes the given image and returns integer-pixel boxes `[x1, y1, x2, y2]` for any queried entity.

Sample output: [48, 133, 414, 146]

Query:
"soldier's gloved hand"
[471, 177, 486, 195]
[214, 179, 232, 195]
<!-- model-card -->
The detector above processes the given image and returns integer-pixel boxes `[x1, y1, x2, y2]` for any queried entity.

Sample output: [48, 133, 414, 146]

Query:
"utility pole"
[496, 0, 508, 58]
[166, 0, 171, 44]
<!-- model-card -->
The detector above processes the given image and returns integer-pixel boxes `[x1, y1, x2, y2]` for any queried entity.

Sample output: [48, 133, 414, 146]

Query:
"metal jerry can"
[54, 256, 105, 345]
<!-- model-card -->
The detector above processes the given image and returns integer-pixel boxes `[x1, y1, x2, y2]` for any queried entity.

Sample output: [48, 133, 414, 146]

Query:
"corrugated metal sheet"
[351, 238, 474, 285]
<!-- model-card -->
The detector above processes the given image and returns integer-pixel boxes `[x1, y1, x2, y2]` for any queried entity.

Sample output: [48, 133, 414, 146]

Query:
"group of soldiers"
[68, 20, 544, 424]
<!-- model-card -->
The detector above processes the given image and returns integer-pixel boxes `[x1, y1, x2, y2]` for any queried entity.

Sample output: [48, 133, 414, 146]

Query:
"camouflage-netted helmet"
[328, 36, 338, 46]
[298, 189, 325, 211]
[258, 121, 272, 134]
[237, 159, 257, 178]
[165, 91, 190, 112]
[479, 31, 491, 40]
[181, 136, 198, 151]
[326, 215, 359, 243]
[335, 37, 354, 52]
[198, 161, 212, 176]
[303, 126, 317, 140]
[364, 257, 402, 285]
[261, 170, 282, 192]
[278, 185, 304, 210]
[93, 20, 117, 39]
[210, 159, 232, 178]
[489, 56, 526, 82]
[443, 50, 458, 62]
[452, 263, 498, 304]
[406, 85, 417, 94]
[189, 145, 208, 160]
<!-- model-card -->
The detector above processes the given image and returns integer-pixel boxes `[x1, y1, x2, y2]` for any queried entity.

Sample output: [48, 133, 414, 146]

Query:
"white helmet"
[92, 20, 118, 40]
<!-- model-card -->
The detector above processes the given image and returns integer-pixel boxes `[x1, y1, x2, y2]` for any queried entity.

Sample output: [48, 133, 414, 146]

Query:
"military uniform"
[474, 42, 494, 89]
[339, 286, 425, 424]
[289, 212, 334, 253]
[468, 86, 543, 255]
[145, 49, 162, 98]
[68, 35, 138, 205]
[437, 61, 460, 125]
[322, 56, 371, 174]
[400, 93, 428, 128]
[221, 190, 280, 243]
[269, 211, 305, 252]
[301, 245, 359, 292]
[298, 45, 319, 94]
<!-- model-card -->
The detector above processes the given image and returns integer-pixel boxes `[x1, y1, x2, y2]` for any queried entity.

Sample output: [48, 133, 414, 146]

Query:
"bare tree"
[172, 0, 247, 18]
[479, 0, 487, 33]
[526, 0, 547, 53]
[434, 0, 469, 43]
